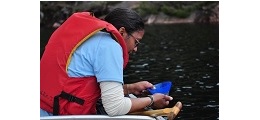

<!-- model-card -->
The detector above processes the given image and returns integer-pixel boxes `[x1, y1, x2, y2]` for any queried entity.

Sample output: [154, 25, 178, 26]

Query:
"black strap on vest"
[53, 91, 85, 115]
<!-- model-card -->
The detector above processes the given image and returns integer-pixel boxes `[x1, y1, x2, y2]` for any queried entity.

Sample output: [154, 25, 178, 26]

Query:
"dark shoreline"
[40, 1, 219, 28]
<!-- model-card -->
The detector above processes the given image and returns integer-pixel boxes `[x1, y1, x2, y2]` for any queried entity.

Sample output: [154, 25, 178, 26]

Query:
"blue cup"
[147, 81, 172, 95]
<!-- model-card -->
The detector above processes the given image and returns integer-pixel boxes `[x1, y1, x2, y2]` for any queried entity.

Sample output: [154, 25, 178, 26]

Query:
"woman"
[40, 8, 173, 117]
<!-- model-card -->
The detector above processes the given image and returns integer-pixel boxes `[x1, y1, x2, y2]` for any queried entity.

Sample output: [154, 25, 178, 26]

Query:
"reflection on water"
[40, 23, 219, 120]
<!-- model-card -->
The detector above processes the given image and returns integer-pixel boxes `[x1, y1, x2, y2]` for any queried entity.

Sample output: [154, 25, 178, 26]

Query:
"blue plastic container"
[147, 81, 172, 95]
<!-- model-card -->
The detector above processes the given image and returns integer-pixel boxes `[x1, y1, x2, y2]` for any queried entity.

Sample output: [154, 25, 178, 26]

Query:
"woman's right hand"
[151, 93, 173, 109]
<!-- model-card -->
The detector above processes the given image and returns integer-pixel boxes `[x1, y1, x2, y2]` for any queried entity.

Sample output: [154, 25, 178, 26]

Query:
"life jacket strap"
[53, 91, 85, 115]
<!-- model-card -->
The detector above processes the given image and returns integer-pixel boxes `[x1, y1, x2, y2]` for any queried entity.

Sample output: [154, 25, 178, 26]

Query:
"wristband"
[145, 95, 154, 109]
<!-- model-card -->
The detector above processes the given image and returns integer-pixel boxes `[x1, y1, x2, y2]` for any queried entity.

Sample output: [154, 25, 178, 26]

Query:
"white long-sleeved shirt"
[100, 82, 132, 116]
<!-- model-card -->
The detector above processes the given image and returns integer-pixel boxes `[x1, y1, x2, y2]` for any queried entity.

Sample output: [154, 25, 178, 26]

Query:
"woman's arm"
[100, 81, 153, 116]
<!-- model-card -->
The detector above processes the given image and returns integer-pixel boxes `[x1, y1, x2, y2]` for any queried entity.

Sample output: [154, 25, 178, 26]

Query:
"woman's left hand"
[127, 81, 154, 95]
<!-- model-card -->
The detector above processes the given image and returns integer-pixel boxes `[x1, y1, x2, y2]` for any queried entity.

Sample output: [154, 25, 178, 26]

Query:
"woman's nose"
[133, 47, 138, 52]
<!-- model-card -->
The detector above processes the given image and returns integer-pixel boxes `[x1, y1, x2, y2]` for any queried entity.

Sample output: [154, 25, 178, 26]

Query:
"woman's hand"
[126, 81, 153, 95]
[151, 93, 173, 109]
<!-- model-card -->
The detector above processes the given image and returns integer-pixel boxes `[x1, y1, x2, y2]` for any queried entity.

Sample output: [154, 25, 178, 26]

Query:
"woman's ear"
[118, 27, 126, 36]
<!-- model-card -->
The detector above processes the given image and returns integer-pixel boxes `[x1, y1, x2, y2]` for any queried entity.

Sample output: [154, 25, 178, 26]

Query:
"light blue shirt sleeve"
[67, 32, 124, 84]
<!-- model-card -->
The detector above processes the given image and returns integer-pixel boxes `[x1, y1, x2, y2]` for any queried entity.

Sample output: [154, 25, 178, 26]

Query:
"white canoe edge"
[40, 115, 157, 120]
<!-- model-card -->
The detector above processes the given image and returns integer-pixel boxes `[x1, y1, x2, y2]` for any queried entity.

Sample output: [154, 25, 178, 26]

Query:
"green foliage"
[40, 1, 219, 27]
[171, 9, 190, 18]
[161, 3, 199, 18]
[137, 2, 160, 16]
[137, 1, 216, 18]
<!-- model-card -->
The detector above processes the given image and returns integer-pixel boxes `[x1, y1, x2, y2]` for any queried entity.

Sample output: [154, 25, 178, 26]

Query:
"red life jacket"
[40, 12, 129, 115]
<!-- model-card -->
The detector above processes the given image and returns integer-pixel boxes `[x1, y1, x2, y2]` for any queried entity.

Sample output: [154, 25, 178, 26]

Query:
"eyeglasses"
[129, 34, 141, 48]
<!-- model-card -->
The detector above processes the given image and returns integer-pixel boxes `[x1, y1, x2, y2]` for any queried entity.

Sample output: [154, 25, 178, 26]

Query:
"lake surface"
[41, 23, 219, 120]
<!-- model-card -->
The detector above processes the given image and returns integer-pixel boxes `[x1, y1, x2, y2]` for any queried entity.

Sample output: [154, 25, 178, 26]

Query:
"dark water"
[40, 23, 219, 120]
